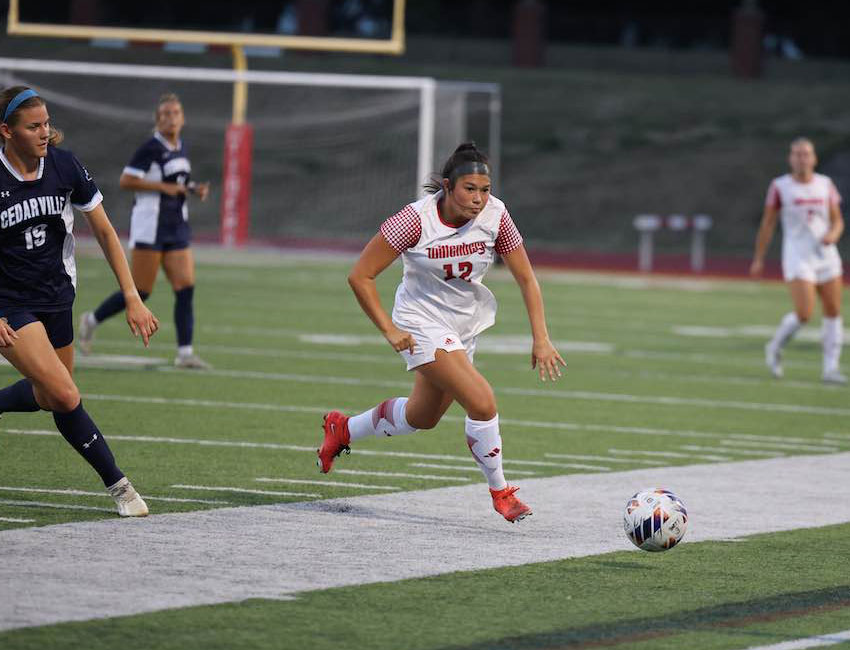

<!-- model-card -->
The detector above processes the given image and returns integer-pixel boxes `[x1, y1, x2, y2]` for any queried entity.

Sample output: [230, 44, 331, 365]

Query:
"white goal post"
[0, 57, 501, 246]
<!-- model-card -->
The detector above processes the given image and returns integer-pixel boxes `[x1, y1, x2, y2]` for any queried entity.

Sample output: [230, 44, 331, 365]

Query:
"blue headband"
[3, 89, 39, 123]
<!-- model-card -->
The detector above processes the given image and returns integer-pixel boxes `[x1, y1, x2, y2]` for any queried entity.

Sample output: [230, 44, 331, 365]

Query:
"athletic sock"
[822, 316, 844, 374]
[465, 414, 507, 490]
[53, 401, 124, 487]
[348, 397, 417, 441]
[174, 286, 194, 348]
[93, 290, 150, 324]
[0, 379, 40, 413]
[769, 312, 802, 351]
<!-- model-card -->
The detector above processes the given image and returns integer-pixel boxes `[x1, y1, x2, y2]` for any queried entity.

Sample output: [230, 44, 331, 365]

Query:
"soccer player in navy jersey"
[79, 93, 211, 369]
[0, 86, 159, 516]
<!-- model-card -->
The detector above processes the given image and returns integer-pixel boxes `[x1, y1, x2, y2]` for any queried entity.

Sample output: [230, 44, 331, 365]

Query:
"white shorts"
[395, 320, 477, 371]
[783, 249, 843, 284]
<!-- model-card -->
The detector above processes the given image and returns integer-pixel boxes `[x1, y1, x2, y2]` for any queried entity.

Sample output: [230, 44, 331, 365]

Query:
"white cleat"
[174, 353, 212, 370]
[765, 343, 783, 379]
[77, 311, 96, 355]
[822, 370, 848, 385]
[107, 477, 149, 517]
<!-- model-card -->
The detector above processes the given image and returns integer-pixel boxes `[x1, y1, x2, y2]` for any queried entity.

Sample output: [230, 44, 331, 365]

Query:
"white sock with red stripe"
[822, 316, 843, 374]
[348, 397, 416, 441]
[466, 414, 508, 490]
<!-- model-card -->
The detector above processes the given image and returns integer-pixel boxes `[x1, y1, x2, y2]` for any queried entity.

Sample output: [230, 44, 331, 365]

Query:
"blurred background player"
[0, 86, 159, 515]
[751, 137, 845, 384]
[78, 93, 211, 369]
[317, 142, 566, 523]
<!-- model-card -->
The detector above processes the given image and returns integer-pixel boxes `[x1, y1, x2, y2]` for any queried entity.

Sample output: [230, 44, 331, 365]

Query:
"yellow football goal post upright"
[7, 0, 408, 247]
[221, 44, 252, 247]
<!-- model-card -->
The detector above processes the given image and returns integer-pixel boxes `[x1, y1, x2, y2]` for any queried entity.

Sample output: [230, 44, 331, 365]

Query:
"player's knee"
[45, 384, 80, 413]
[407, 413, 439, 430]
[466, 396, 497, 422]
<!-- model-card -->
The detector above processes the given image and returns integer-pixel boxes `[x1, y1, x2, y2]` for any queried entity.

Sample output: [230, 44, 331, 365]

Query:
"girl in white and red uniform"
[751, 137, 845, 383]
[318, 142, 566, 522]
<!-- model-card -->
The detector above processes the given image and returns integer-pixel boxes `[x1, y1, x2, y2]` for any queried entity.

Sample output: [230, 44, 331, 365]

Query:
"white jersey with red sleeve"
[766, 173, 843, 272]
[379, 190, 523, 341]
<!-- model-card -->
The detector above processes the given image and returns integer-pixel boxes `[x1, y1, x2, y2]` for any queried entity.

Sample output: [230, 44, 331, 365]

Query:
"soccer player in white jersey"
[317, 142, 566, 522]
[751, 137, 845, 384]
[0, 86, 159, 516]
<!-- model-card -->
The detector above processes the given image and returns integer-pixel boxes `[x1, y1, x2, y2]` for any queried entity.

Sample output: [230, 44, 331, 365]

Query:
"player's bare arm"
[84, 203, 159, 346]
[502, 244, 565, 381]
[119, 172, 187, 198]
[823, 204, 844, 245]
[348, 233, 415, 353]
[750, 205, 779, 276]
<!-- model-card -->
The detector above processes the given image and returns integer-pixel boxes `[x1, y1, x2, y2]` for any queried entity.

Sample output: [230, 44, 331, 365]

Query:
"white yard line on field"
[623, 349, 823, 370]
[254, 478, 401, 491]
[0, 486, 231, 505]
[0, 428, 611, 470]
[85, 339, 402, 365]
[334, 469, 473, 482]
[170, 485, 321, 498]
[408, 463, 539, 476]
[608, 448, 731, 462]
[3, 453, 850, 631]
[679, 445, 783, 458]
[0, 499, 114, 513]
[0, 516, 35, 523]
[69, 380, 850, 419]
[720, 439, 840, 453]
[544, 453, 659, 465]
[498, 387, 850, 417]
[727, 433, 843, 446]
[742, 629, 850, 649]
[673, 324, 850, 343]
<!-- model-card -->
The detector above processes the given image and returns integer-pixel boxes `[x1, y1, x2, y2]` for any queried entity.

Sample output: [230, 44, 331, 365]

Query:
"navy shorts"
[131, 220, 191, 252]
[0, 308, 74, 349]
[133, 239, 190, 252]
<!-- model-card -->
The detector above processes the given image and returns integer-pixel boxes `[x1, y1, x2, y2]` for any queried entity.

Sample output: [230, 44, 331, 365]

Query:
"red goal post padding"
[220, 124, 254, 247]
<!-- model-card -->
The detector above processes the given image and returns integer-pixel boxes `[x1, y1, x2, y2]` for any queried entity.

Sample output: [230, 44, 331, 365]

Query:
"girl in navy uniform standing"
[0, 86, 159, 516]
[79, 93, 211, 369]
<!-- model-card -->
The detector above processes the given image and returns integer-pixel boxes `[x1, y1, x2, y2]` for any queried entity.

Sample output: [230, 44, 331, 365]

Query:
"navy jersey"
[0, 146, 102, 311]
[123, 132, 192, 247]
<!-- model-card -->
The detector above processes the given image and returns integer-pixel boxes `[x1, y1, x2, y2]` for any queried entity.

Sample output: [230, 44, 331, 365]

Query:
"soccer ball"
[623, 488, 688, 552]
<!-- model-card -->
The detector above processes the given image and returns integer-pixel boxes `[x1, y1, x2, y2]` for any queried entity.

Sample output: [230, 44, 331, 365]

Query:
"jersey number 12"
[24, 224, 47, 250]
[443, 261, 473, 282]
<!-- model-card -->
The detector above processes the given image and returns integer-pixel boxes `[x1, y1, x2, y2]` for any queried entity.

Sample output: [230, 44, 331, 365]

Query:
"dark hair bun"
[454, 142, 478, 154]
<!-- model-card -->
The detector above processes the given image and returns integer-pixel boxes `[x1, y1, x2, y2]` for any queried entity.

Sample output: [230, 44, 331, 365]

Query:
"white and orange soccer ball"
[623, 488, 688, 552]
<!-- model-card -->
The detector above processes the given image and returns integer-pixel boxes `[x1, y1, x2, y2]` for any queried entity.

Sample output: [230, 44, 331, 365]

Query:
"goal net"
[0, 58, 500, 246]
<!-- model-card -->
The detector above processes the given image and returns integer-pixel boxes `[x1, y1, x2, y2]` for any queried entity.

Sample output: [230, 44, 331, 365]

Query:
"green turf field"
[1, 249, 848, 649]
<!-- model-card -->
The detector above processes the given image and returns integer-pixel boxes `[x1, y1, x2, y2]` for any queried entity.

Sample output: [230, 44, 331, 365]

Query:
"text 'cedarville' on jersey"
[0, 195, 67, 229]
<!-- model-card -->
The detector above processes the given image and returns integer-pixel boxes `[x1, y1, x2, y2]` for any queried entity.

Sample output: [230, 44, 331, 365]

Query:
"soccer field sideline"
[3, 451, 850, 632]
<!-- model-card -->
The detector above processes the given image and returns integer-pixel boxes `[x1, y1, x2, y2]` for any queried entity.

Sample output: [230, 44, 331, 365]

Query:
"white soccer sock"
[465, 414, 507, 490]
[348, 397, 417, 441]
[822, 316, 843, 374]
[85, 312, 98, 328]
[769, 312, 802, 351]
[177, 345, 194, 357]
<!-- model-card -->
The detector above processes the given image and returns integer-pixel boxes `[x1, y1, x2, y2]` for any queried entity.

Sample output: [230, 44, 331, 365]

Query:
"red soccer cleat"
[317, 411, 351, 474]
[490, 485, 532, 523]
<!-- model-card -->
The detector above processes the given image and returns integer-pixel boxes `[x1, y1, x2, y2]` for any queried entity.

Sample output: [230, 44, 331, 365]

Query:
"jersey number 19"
[24, 224, 47, 250]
